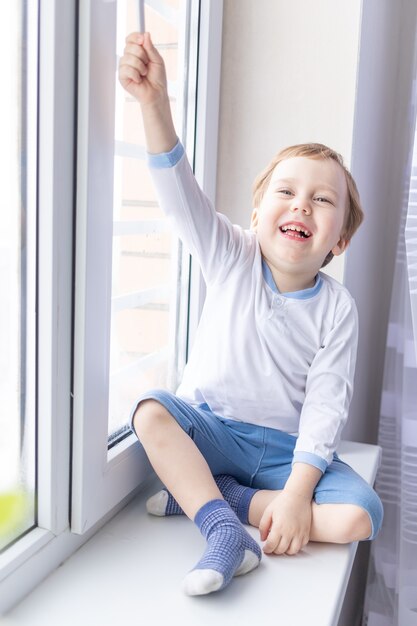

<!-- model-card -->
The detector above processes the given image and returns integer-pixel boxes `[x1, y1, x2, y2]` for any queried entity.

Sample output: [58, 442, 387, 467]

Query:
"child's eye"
[315, 196, 331, 204]
[278, 189, 293, 196]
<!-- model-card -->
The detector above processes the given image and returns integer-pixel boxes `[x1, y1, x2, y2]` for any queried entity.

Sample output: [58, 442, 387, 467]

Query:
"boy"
[118, 32, 383, 597]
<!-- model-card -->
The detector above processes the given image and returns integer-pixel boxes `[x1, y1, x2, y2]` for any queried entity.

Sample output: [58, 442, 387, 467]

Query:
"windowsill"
[4, 440, 380, 626]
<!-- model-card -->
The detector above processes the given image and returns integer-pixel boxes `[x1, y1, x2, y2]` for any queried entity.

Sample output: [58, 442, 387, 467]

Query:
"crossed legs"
[133, 399, 372, 547]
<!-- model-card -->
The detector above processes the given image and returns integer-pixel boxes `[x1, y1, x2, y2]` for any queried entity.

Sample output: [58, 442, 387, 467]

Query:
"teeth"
[281, 224, 311, 237]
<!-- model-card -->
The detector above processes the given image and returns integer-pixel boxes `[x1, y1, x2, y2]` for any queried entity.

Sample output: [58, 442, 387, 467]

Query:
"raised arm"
[118, 32, 177, 154]
[118, 32, 251, 286]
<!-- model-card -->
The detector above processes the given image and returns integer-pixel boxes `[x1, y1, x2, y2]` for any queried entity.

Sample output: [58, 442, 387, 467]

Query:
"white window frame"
[70, 0, 153, 535]
[188, 0, 223, 341]
[0, 0, 78, 613]
[71, 0, 209, 535]
[0, 0, 223, 614]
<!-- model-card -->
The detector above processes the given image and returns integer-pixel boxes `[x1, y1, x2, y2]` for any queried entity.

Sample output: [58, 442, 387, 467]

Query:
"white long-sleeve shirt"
[148, 141, 359, 473]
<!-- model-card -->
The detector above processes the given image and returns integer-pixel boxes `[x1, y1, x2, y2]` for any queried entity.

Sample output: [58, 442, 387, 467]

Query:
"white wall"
[216, 0, 362, 283]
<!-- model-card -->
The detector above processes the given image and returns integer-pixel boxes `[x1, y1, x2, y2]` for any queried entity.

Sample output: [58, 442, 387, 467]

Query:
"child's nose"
[290, 201, 312, 216]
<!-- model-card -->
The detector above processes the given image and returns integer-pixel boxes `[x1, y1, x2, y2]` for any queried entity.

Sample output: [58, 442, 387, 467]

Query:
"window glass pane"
[0, 1, 36, 550]
[108, 0, 191, 441]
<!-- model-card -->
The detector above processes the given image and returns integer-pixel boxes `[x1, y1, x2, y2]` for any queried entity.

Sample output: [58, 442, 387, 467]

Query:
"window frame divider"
[187, 0, 224, 347]
[36, 0, 76, 538]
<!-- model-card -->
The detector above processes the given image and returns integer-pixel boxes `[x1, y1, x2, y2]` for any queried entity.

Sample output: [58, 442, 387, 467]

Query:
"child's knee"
[362, 489, 384, 541]
[347, 505, 373, 541]
[344, 488, 383, 542]
[348, 482, 384, 541]
[132, 399, 173, 441]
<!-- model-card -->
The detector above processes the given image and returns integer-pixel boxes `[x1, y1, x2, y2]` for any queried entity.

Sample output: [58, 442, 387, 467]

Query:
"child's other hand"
[118, 32, 167, 106]
[259, 491, 312, 556]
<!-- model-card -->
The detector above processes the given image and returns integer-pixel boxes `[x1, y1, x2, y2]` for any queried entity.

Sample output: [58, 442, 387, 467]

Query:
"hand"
[118, 32, 168, 106]
[259, 491, 312, 556]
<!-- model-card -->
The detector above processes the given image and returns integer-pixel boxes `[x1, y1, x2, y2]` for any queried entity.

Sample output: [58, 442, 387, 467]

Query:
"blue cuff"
[292, 451, 328, 474]
[147, 139, 184, 169]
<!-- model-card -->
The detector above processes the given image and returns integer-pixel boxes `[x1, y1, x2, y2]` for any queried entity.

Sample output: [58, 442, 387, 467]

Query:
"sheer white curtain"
[363, 127, 417, 625]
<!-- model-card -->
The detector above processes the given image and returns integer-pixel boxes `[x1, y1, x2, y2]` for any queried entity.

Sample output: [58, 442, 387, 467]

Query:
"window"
[0, 0, 222, 613]
[0, 1, 36, 552]
[108, 0, 192, 445]
[71, 0, 218, 534]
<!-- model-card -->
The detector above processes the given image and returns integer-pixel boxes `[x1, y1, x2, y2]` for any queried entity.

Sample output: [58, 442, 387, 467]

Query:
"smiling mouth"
[279, 225, 312, 240]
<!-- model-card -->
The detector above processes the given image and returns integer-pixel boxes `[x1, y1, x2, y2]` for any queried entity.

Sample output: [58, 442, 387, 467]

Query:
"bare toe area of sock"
[234, 549, 261, 577]
[146, 490, 168, 516]
[182, 569, 224, 596]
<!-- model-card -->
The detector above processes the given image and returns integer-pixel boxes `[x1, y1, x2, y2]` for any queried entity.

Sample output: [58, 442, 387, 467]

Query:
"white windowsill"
[4, 440, 380, 626]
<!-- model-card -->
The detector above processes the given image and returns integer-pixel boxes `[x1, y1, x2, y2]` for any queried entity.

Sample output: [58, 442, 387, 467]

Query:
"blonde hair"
[252, 143, 364, 267]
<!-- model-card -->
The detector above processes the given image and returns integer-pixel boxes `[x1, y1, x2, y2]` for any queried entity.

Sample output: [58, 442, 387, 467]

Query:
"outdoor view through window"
[108, 0, 192, 443]
[0, 2, 36, 551]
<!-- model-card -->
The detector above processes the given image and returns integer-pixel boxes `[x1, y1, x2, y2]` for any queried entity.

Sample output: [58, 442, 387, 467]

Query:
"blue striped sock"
[216, 475, 257, 525]
[182, 499, 262, 596]
[146, 475, 258, 524]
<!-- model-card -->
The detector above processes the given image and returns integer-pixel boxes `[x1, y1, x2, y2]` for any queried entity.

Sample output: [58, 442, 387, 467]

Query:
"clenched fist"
[118, 32, 167, 106]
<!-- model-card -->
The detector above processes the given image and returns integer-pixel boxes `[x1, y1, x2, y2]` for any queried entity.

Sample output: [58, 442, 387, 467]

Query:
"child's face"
[251, 156, 349, 276]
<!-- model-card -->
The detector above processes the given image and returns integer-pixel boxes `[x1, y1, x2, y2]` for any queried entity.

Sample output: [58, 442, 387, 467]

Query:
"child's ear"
[250, 208, 259, 231]
[332, 237, 349, 256]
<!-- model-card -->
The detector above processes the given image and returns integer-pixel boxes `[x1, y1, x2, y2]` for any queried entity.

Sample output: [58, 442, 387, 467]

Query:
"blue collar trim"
[262, 259, 323, 299]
